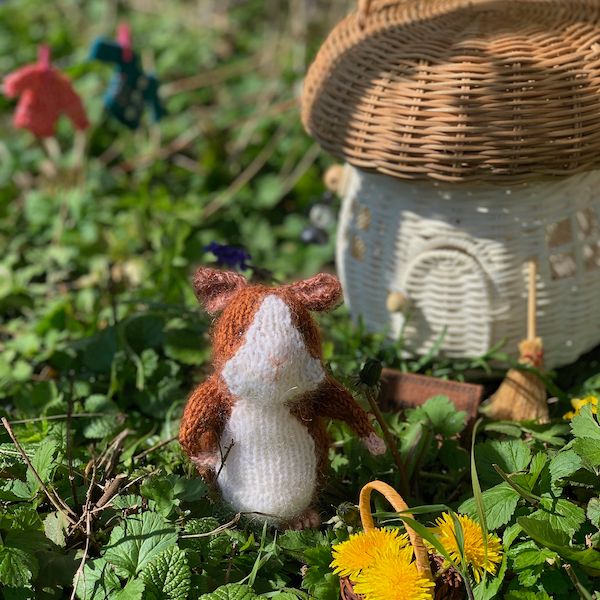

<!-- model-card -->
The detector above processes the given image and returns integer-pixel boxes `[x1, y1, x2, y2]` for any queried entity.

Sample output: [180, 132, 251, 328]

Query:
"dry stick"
[1, 417, 78, 525]
[277, 143, 321, 199]
[8, 413, 106, 425]
[179, 513, 242, 539]
[133, 436, 177, 462]
[363, 389, 410, 499]
[99, 429, 132, 479]
[162, 57, 261, 96]
[71, 462, 96, 600]
[528, 260, 538, 341]
[94, 473, 128, 509]
[203, 125, 289, 219]
[66, 378, 80, 512]
[90, 468, 161, 514]
[215, 439, 235, 482]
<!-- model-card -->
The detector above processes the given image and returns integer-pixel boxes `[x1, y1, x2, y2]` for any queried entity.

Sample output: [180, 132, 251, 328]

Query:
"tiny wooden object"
[486, 261, 549, 422]
[378, 369, 483, 422]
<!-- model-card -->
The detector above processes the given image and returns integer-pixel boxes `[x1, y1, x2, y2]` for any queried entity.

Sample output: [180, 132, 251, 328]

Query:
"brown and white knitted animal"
[179, 268, 385, 528]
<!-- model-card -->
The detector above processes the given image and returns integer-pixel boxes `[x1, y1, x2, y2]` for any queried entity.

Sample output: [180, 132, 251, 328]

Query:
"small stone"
[310, 204, 335, 228]
[301, 226, 328, 245]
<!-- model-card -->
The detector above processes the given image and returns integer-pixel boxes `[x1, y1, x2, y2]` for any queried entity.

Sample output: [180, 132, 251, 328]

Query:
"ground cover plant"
[1, 1, 600, 598]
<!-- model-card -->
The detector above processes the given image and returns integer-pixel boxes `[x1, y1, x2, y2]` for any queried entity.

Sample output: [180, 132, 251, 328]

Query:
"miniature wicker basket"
[340, 481, 465, 600]
[302, 0, 600, 368]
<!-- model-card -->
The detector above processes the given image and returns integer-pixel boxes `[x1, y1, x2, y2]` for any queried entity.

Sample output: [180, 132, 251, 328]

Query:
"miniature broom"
[486, 260, 549, 423]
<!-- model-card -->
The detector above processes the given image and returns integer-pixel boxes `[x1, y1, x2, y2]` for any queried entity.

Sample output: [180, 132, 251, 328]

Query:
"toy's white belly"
[217, 400, 317, 520]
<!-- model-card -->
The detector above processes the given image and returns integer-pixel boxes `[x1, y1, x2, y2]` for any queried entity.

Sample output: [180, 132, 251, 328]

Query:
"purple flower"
[205, 242, 251, 271]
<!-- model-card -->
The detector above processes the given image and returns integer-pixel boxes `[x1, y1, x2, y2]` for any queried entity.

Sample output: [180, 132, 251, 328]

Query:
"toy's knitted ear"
[193, 268, 247, 314]
[286, 273, 342, 312]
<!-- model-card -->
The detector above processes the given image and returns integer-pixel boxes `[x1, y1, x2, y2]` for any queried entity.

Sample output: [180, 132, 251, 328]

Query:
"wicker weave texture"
[337, 166, 600, 368]
[302, 0, 600, 183]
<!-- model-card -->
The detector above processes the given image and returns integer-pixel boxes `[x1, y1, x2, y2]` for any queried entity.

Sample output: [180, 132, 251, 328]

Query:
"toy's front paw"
[362, 432, 386, 456]
[191, 452, 219, 470]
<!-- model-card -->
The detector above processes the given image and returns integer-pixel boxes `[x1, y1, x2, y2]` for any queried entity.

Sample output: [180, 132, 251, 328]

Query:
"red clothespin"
[117, 23, 133, 63]
[38, 44, 51, 71]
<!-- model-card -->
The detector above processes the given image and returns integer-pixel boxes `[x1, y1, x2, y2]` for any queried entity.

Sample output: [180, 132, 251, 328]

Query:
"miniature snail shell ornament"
[179, 268, 386, 529]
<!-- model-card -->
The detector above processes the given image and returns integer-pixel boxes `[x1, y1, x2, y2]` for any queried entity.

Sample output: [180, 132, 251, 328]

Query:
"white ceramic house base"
[336, 166, 600, 369]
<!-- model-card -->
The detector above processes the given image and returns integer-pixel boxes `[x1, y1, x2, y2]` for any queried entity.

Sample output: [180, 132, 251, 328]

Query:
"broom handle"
[359, 480, 432, 579]
[527, 260, 537, 341]
[358, 0, 372, 16]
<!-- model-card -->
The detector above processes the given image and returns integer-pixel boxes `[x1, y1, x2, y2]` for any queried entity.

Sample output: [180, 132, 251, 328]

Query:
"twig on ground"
[94, 474, 128, 509]
[179, 513, 242, 539]
[1, 417, 78, 526]
[202, 124, 289, 219]
[133, 436, 177, 462]
[8, 413, 106, 425]
[66, 377, 80, 512]
[97, 429, 132, 478]
[71, 462, 96, 600]
[90, 468, 161, 514]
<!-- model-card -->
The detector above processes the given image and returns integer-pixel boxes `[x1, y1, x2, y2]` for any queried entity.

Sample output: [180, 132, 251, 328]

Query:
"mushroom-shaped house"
[302, 0, 600, 368]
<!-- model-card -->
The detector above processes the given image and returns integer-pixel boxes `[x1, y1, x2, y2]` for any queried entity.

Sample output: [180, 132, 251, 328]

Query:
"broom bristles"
[486, 367, 549, 422]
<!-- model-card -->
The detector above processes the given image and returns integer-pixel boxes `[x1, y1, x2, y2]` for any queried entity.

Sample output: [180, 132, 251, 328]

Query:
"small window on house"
[584, 241, 600, 272]
[350, 235, 366, 261]
[356, 205, 371, 231]
[577, 208, 600, 239]
[550, 251, 577, 280]
[546, 218, 573, 247]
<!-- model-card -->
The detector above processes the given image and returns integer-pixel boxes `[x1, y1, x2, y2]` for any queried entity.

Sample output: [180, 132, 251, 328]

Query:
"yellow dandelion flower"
[353, 546, 434, 600]
[563, 395, 598, 420]
[433, 512, 502, 583]
[330, 528, 409, 579]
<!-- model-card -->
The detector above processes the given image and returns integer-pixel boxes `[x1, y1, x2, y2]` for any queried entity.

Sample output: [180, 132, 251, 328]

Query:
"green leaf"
[26, 439, 59, 492]
[505, 590, 551, 600]
[199, 584, 258, 600]
[164, 328, 208, 365]
[509, 542, 557, 569]
[124, 315, 165, 354]
[475, 439, 532, 485]
[518, 517, 600, 576]
[0, 479, 32, 501]
[82, 395, 120, 440]
[587, 497, 600, 529]
[82, 327, 118, 373]
[113, 577, 145, 600]
[530, 497, 586, 537]
[43, 511, 70, 548]
[142, 546, 190, 600]
[140, 477, 177, 517]
[473, 553, 507, 600]
[0, 546, 38, 588]
[406, 395, 467, 436]
[573, 438, 600, 467]
[549, 450, 584, 484]
[104, 512, 177, 576]
[74, 558, 120, 600]
[459, 482, 520, 529]
[571, 404, 600, 440]
[1, 586, 35, 600]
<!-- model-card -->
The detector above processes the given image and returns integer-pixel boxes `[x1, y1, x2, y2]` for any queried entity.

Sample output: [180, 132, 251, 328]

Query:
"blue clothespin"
[89, 23, 166, 129]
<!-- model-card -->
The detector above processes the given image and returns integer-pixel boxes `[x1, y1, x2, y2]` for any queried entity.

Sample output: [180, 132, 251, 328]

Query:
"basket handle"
[359, 480, 433, 579]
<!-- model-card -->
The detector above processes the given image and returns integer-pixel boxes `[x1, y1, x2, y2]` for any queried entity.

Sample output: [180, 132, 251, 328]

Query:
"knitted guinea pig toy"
[179, 268, 386, 529]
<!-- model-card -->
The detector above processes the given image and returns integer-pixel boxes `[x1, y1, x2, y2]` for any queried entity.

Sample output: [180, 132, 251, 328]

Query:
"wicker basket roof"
[301, 0, 600, 183]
